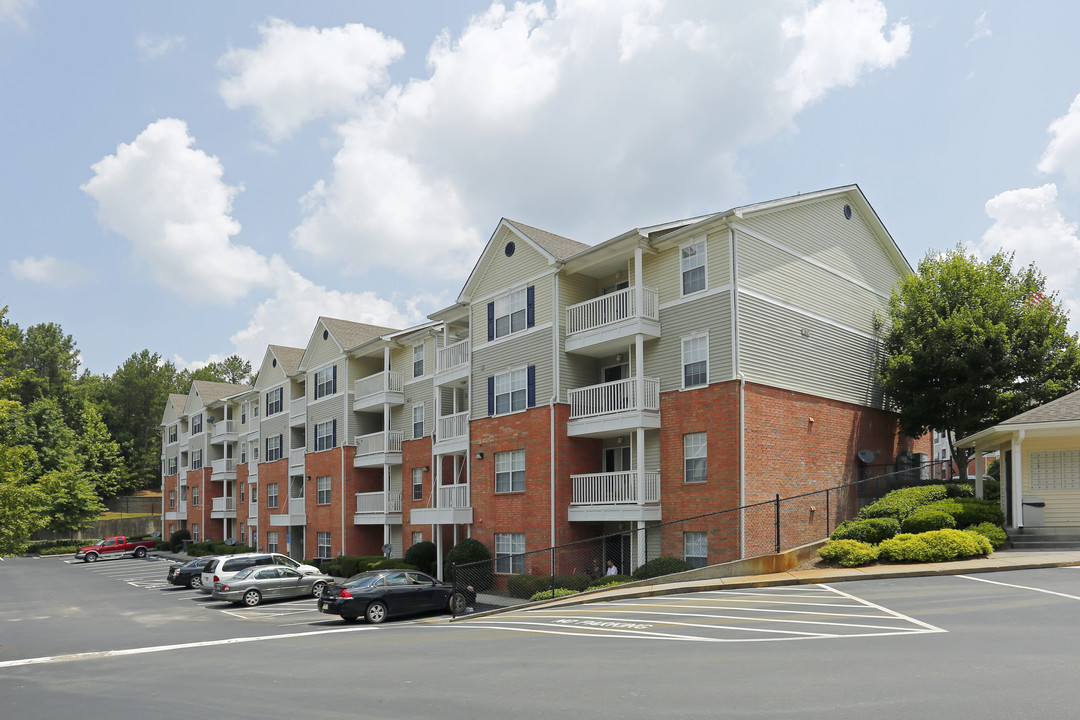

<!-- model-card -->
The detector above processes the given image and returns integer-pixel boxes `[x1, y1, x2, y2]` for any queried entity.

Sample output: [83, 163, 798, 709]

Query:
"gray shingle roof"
[268, 345, 305, 375]
[1001, 389, 1080, 425]
[504, 219, 590, 260]
[320, 317, 398, 351]
[167, 393, 187, 416]
[192, 380, 251, 404]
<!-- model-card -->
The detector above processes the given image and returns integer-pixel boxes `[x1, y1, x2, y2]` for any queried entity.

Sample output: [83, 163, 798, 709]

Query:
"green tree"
[879, 246, 1080, 472]
[74, 404, 127, 498]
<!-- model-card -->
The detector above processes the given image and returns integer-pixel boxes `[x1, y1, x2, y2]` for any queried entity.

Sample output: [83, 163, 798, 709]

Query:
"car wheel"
[311, 581, 327, 599]
[448, 592, 468, 615]
[190, 576, 202, 590]
[134, 547, 147, 558]
[85, 553, 98, 563]
[243, 589, 262, 607]
[365, 601, 387, 624]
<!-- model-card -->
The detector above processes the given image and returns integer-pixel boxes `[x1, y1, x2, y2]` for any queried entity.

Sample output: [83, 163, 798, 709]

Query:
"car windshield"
[231, 567, 256, 580]
[343, 573, 383, 589]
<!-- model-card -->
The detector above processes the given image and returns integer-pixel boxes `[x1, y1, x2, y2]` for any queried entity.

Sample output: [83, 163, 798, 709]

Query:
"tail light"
[214, 576, 220, 582]
[338, 589, 352, 598]
[221, 585, 231, 592]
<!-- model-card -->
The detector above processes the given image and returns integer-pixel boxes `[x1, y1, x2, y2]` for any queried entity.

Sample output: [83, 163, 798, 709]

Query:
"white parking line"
[956, 574, 1080, 600]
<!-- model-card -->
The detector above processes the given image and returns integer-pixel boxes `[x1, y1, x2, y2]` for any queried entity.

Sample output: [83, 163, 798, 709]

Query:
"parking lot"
[5, 556, 1080, 719]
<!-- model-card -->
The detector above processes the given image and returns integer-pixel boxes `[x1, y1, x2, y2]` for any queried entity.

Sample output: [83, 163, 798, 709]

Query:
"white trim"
[738, 287, 878, 342]
[477, 321, 553, 353]
[679, 236, 708, 298]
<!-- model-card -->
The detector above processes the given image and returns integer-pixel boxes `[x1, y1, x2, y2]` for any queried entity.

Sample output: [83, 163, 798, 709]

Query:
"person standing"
[605, 559, 618, 576]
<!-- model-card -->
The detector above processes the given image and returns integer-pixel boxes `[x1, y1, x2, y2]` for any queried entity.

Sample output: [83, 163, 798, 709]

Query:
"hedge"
[830, 518, 901, 544]
[186, 542, 255, 557]
[968, 522, 1007, 549]
[587, 574, 632, 589]
[529, 588, 580, 602]
[879, 529, 991, 563]
[631, 556, 694, 580]
[857, 485, 952, 521]
[818, 539, 879, 567]
[900, 508, 957, 534]
[403, 541, 438, 576]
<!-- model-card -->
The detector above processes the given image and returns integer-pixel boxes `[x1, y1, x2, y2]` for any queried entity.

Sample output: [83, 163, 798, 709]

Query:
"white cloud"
[965, 11, 991, 47]
[0, 0, 33, 28]
[81, 118, 280, 305]
[9, 255, 85, 288]
[136, 32, 185, 59]
[1038, 93, 1080, 190]
[222, 1, 909, 280]
[219, 17, 404, 142]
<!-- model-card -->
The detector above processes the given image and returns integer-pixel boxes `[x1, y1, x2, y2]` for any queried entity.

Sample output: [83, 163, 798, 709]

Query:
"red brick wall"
[301, 445, 384, 559]
[259, 458, 288, 551]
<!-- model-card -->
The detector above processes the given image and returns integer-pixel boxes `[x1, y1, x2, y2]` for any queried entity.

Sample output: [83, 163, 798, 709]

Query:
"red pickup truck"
[75, 536, 157, 563]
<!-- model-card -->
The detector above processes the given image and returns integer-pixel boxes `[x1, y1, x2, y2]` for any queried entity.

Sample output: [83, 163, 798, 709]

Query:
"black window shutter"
[265, 437, 268, 459]
[527, 365, 536, 407]
[526, 285, 535, 328]
[332, 365, 337, 394]
[278, 434, 283, 459]
[266, 393, 270, 415]
[488, 376, 495, 416]
[487, 302, 495, 341]
[332, 419, 338, 448]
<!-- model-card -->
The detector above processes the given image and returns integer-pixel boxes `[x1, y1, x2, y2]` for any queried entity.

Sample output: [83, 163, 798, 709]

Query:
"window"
[250, 483, 257, 504]
[495, 450, 525, 493]
[317, 475, 331, 505]
[412, 531, 422, 546]
[168, 425, 177, 443]
[241, 406, 246, 424]
[191, 486, 199, 506]
[492, 367, 530, 415]
[252, 442, 259, 462]
[315, 421, 337, 451]
[487, 286, 534, 341]
[684, 531, 707, 569]
[317, 532, 332, 559]
[267, 483, 279, 509]
[240, 444, 246, 464]
[240, 484, 245, 504]
[253, 402, 259, 418]
[240, 528, 245, 544]
[266, 435, 282, 462]
[168, 490, 175, 508]
[681, 240, 706, 295]
[191, 523, 200, 543]
[266, 387, 283, 415]
[315, 366, 337, 399]
[412, 404, 424, 439]
[168, 457, 177, 475]
[179, 485, 187, 502]
[191, 449, 202, 470]
[412, 467, 423, 501]
[495, 533, 525, 574]
[684, 432, 707, 483]
[413, 343, 424, 378]
[192, 413, 203, 435]
[682, 335, 708, 389]
[267, 531, 279, 554]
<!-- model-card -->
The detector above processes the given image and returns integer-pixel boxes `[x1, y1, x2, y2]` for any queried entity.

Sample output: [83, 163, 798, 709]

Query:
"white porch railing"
[354, 430, 404, 456]
[210, 420, 237, 440]
[568, 376, 660, 419]
[436, 411, 469, 442]
[570, 471, 661, 505]
[566, 286, 659, 335]
[355, 371, 404, 399]
[289, 396, 306, 419]
[355, 491, 403, 514]
[437, 483, 470, 508]
[436, 339, 469, 373]
[211, 458, 237, 475]
[212, 496, 236, 512]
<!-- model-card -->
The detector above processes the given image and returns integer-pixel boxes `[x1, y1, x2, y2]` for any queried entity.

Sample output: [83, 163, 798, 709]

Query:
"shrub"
[967, 522, 1007, 550]
[982, 478, 1001, 503]
[878, 533, 932, 563]
[444, 538, 494, 591]
[631, 556, 694, 580]
[25, 539, 80, 554]
[553, 573, 592, 591]
[880, 529, 991, 563]
[529, 587, 579, 602]
[40, 545, 78, 556]
[587, 574, 632, 589]
[186, 541, 255, 557]
[817, 540, 879, 567]
[169, 529, 190, 553]
[857, 485, 950, 521]
[945, 483, 975, 499]
[953, 498, 1005, 528]
[830, 518, 901, 544]
[901, 508, 957, 534]
[507, 574, 551, 599]
[366, 558, 416, 571]
[404, 541, 438, 576]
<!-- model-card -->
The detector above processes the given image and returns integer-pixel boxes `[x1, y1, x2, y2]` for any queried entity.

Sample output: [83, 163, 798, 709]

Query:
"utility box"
[1022, 497, 1046, 527]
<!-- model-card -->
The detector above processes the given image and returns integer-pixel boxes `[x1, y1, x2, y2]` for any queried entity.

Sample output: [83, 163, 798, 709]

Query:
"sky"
[3, 0, 1080, 377]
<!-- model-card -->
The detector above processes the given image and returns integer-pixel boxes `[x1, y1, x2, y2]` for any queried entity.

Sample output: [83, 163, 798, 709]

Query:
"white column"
[635, 333, 645, 504]
[975, 449, 985, 499]
[1011, 431, 1024, 528]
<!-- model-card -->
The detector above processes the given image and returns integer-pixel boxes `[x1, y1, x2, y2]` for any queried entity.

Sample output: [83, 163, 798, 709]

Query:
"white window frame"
[495, 532, 526, 574]
[684, 432, 707, 483]
[168, 425, 177, 443]
[680, 238, 707, 296]
[240, 444, 246, 464]
[494, 367, 528, 415]
[267, 387, 283, 415]
[253, 402, 259, 419]
[191, 523, 200, 543]
[684, 531, 707, 569]
[315, 366, 335, 400]
[315, 421, 335, 451]
[190, 449, 202, 470]
[681, 333, 709, 389]
[252, 442, 259, 462]
[267, 482, 279, 509]
[191, 486, 199, 506]
[412, 467, 423, 501]
[316, 475, 331, 505]
[249, 483, 257, 504]
[413, 343, 424, 378]
[266, 435, 281, 462]
[412, 404, 425, 440]
[168, 457, 177, 475]
[411, 531, 422, 546]
[495, 449, 526, 493]
[168, 490, 175, 508]
[494, 288, 527, 339]
[191, 413, 203, 435]
[317, 531, 332, 559]
[267, 531, 278, 554]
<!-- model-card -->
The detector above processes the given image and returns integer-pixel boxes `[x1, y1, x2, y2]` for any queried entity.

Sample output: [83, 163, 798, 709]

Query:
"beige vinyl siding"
[740, 196, 902, 295]
[645, 291, 733, 393]
[471, 327, 553, 420]
[306, 331, 343, 370]
[472, 227, 552, 302]
[645, 431, 661, 475]
[259, 408, 288, 462]
[348, 355, 383, 387]
[1022, 436, 1080, 526]
[254, 357, 288, 391]
[471, 276, 554, 347]
[738, 293, 884, 408]
[643, 227, 731, 306]
[397, 381, 435, 438]
[557, 273, 599, 399]
[306, 361, 339, 403]
[737, 232, 889, 336]
[306, 394, 339, 452]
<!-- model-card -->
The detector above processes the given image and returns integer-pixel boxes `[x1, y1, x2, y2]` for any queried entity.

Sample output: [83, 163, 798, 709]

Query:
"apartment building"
[162, 185, 928, 575]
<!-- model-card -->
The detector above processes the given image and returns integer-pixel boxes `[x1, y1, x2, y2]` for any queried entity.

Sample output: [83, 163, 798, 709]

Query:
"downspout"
[550, 266, 562, 548]
[730, 226, 746, 559]
[341, 359, 348, 557]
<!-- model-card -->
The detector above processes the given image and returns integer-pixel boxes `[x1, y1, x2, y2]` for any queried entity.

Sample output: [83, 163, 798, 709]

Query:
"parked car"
[74, 536, 157, 562]
[212, 566, 333, 606]
[318, 569, 474, 623]
[199, 553, 320, 594]
[167, 556, 218, 589]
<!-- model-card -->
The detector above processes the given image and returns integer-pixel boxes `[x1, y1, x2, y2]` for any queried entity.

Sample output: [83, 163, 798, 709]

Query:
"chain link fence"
[451, 459, 959, 614]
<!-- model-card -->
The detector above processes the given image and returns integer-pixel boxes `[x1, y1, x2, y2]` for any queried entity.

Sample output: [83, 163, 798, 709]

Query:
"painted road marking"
[957, 574, 1080, 601]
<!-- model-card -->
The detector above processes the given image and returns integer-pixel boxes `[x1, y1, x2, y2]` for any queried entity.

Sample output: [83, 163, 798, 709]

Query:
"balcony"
[411, 483, 472, 526]
[353, 371, 404, 412]
[165, 501, 187, 522]
[289, 396, 306, 427]
[565, 286, 660, 356]
[434, 339, 469, 386]
[209, 420, 238, 444]
[433, 410, 469, 454]
[179, 432, 190, 453]
[269, 496, 306, 526]
[247, 461, 259, 480]
[353, 491, 403, 525]
[566, 376, 661, 438]
[210, 457, 237, 481]
[353, 430, 403, 467]
[211, 496, 237, 519]
[568, 471, 662, 522]
[289, 447, 306, 473]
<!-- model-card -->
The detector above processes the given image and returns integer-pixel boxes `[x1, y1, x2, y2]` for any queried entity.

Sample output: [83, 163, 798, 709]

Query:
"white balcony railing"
[355, 371, 403, 400]
[355, 430, 403, 456]
[570, 471, 661, 505]
[289, 396, 306, 420]
[355, 491, 403, 514]
[568, 376, 660, 420]
[436, 483, 470, 509]
[436, 411, 469, 442]
[212, 496, 237, 513]
[211, 458, 237, 475]
[210, 420, 237, 440]
[436, 339, 470, 373]
[566, 286, 659, 335]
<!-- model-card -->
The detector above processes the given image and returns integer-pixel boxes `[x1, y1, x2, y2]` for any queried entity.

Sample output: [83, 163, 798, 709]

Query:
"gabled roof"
[166, 393, 187, 417]
[268, 345, 304, 376]
[191, 380, 251, 406]
[1001, 390, 1080, 426]
[957, 389, 1080, 449]
[503, 219, 591, 261]
[320, 316, 398, 350]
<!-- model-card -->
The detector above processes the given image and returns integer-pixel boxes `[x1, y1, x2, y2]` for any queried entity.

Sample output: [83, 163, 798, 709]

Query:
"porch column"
[634, 246, 643, 320]
[1011, 431, 1024, 528]
[975, 449, 985, 499]
[635, 333, 645, 504]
